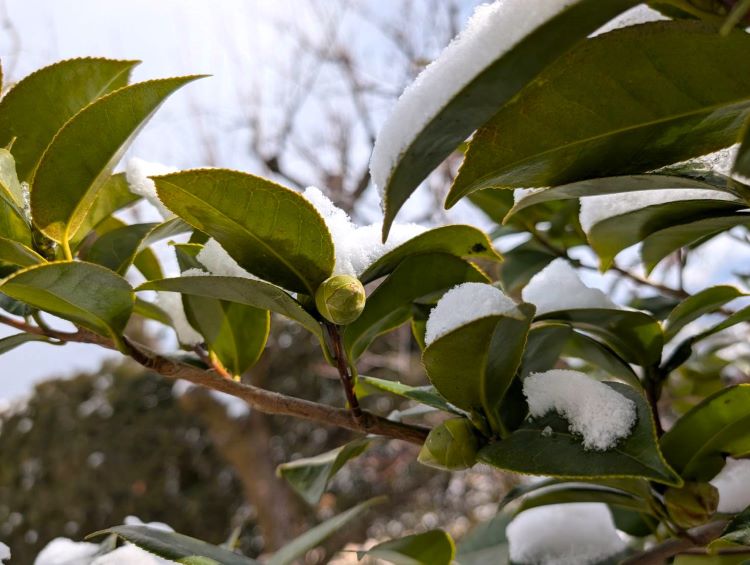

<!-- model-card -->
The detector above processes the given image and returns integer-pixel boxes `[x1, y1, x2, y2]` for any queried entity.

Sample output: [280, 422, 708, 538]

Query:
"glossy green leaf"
[516, 484, 651, 514]
[134, 297, 172, 326]
[0, 148, 24, 210]
[0, 261, 133, 348]
[277, 438, 371, 505]
[498, 240, 557, 294]
[360, 225, 500, 284]
[537, 309, 663, 367]
[71, 173, 139, 249]
[587, 198, 745, 270]
[423, 303, 534, 434]
[450, 22, 750, 204]
[355, 375, 459, 414]
[344, 253, 487, 359]
[468, 188, 515, 225]
[0, 333, 59, 354]
[455, 513, 510, 565]
[154, 169, 334, 294]
[0, 149, 31, 245]
[89, 526, 258, 565]
[711, 507, 750, 550]
[267, 497, 384, 565]
[661, 385, 750, 480]
[642, 213, 750, 274]
[0, 237, 45, 267]
[379, 0, 638, 236]
[480, 383, 681, 485]
[31, 76, 202, 245]
[665, 286, 747, 341]
[138, 276, 322, 338]
[0, 58, 137, 181]
[358, 530, 455, 565]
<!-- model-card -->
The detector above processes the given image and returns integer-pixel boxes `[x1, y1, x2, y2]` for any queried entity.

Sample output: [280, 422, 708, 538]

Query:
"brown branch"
[620, 520, 728, 565]
[326, 323, 364, 424]
[0, 314, 428, 445]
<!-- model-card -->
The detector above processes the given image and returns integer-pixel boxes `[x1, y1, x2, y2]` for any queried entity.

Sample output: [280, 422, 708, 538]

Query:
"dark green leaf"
[736, 119, 750, 178]
[277, 439, 371, 505]
[0, 261, 133, 349]
[537, 309, 663, 367]
[450, 22, 750, 204]
[0, 237, 45, 267]
[138, 276, 322, 338]
[88, 526, 258, 565]
[31, 76, 202, 246]
[0, 58, 137, 181]
[355, 375, 459, 414]
[479, 383, 681, 485]
[0, 333, 59, 354]
[267, 498, 384, 565]
[360, 225, 500, 284]
[665, 285, 747, 341]
[661, 385, 750, 480]
[455, 513, 510, 565]
[344, 253, 487, 359]
[358, 530, 455, 565]
[379, 0, 638, 236]
[516, 484, 651, 514]
[153, 170, 334, 294]
[423, 304, 534, 434]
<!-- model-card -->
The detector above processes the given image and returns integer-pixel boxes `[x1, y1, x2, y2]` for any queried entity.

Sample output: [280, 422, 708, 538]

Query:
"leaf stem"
[61, 239, 73, 261]
[721, 0, 750, 33]
[326, 322, 364, 425]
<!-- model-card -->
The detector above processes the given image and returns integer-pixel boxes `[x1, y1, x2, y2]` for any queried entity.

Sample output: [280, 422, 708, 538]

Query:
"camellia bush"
[4, 0, 750, 563]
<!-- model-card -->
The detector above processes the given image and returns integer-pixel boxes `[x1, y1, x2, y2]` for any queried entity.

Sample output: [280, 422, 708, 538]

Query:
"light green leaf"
[379, 0, 638, 236]
[0, 148, 24, 209]
[137, 276, 322, 338]
[277, 438, 371, 505]
[71, 173, 139, 249]
[133, 297, 171, 326]
[267, 497, 384, 565]
[665, 286, 747, 341]
[0, 237, 45, 267]
[31, 76, 202, 246]
[0, 57, 137, 181]
[0, 261, 134, 348]
[587, 198, 745, 270]
[661, 385, 750, 481]
[344, 253, 487, 360]
[674, 553, 750, 565]
[537, 309, 663, 367]
[357, 530, 455, 565]
[153, 169, 334, 294]
[355, 375, 459, 414]
[450, 22, 750, 204]
[0, 333, 60, 354]
[479, 383, 681, 485]
[359, 225, 500, 284]
[642, 213, 750, 274]
[88, 525, 258, 565]
[423, 304, 534, 434]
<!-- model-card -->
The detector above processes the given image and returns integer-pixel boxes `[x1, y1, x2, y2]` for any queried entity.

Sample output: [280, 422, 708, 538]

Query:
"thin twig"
[620, 520, 728, 565]
[326, 323, 364, 424]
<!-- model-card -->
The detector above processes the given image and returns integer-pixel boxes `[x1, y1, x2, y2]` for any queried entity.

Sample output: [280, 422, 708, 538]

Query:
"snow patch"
[424, 282, 518, 346]
[591, 4, 667, 36]
[0, 542, 9, 564]
[34, 538, 100, 565]
[125, 158, 177, 220]
[710, 457, 750, 513]
[522, 258, 616, 315]
[370, 0, 577, 197]
[507, 503, 626, 565]
[155, 292, 203, 346]
[523, 370, 636, 451]
[91, 545, 175, 564]
[197, 239, 257, 279]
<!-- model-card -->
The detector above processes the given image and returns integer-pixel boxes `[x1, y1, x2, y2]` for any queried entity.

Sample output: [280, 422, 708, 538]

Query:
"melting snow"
[155, 292, 203, 346]
[125, 158, 177, 220]
[710, 457, 750, 513]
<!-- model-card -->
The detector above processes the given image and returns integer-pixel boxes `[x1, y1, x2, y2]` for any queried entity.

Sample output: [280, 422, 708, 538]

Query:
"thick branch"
[621, 520, 728, 565]
[0, 315, 429, 445]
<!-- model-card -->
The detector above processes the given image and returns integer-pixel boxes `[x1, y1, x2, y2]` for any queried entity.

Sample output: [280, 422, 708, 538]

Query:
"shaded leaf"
[360, 225, 500, 284]
[133, 297, 171, 326]
[455, 513, 510, 565]
[711, 507, 750, 550]
[450, 22, 750, 203]
[516, 484, 651, 515]
[479, 383, 681, 485]
[154, 169, 334, 294]
[355, 375, 459, 414]
[665, 285, 747, 341]
[0, 147, 24, 209]
[498, 240, 557, 294]
[31, 76, 202, 245]
[0, 333, 59, 354]
[71, 173, 139, 249]
[358, 530, 455, 565]
[0, 237, 45, 267]
[277, 439, 371, 505]
[736, 120, 750, 178]
[344, 253, 487, 359]
[0, 57, 137, 181]
[379, 0, 638, 236]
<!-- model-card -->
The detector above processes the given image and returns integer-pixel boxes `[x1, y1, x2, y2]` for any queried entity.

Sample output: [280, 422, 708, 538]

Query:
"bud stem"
[326, 323, 364, 425]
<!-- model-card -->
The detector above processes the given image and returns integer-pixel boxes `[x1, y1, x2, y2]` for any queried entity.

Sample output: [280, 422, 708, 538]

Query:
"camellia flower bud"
[664, 482, 719, 529]
[314, 275, 366, 325]
[418, 418, 479, 471]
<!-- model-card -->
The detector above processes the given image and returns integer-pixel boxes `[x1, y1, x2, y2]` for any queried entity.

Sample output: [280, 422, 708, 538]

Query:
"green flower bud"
[314, 275, 366, 325]
[418, 418, 479, 471]
[664, 482, 719, 529]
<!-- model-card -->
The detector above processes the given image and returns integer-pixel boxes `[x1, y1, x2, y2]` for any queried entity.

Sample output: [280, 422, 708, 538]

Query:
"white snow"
[710, 457, 750, 513]
[91, 545, 175, 565]
[155, 292, 203, 346]
[34, 538, 100, 565]
[196, 238, 257, 279]
[302, 187, 426, 276]
[0, 542, 9, 564]
[522, 258, 617, 314]
[523, 370, 636, 451]
[370, 0, 578, 196]
[424, 282, 519, 346]
[172, 379, 250, 419]
[591, 4, 667, 36]
[507, 503, 626, 565]
[579, 188, 738, 233]
[125, 157, 178, 220]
